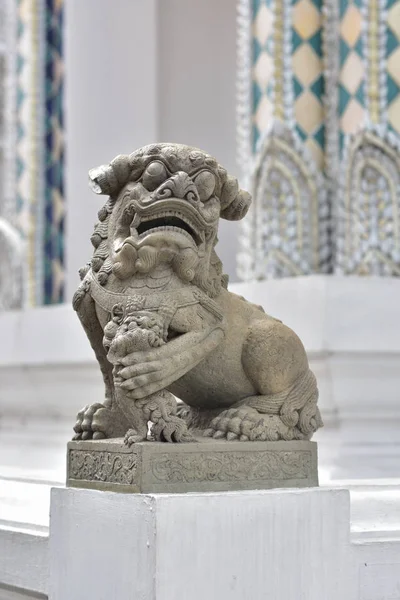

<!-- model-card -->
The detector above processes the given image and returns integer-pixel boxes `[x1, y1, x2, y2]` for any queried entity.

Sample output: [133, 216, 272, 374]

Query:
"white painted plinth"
[49, 486, 351, 600]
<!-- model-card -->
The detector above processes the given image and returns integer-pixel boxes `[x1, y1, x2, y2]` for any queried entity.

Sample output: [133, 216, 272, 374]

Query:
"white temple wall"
[65, 0, 240, 302]
[64, 0, 159, 302]
[158, 0, 240, 280]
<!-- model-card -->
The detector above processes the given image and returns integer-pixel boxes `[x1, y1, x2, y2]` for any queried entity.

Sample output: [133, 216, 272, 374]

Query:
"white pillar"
[49, 486, 352, 600]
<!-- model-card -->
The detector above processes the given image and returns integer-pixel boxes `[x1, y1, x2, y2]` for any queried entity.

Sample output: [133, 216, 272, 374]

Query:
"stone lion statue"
[72, 143, 322, 443]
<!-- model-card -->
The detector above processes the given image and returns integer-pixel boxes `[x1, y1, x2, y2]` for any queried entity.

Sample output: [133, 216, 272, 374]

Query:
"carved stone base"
[67, 438, 318, 493]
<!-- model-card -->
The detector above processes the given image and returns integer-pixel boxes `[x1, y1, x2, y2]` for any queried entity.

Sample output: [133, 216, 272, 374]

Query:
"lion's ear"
[220, 175, 252, 221]
[88, 155, 131, 197]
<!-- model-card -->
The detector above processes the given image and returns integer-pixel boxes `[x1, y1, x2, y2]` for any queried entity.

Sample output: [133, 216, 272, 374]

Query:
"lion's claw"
[203, 407, 307, 442]
[72, 402, 124, 441]
[124, 428, 147, 446]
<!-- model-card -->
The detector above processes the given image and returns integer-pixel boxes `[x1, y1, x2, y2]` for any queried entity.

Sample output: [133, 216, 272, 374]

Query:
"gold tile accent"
[52, 188, 65, 225]
[340, 98, 365, 133]
[306, 138, 324, 169]
[292, 0, 321, 39]
[253, 4, 274, 46]
[340, 5, 362, 47]
[253, 51, 274, 90]
[387, 2, 400, 39]
[367, 0, 380, 123]
[273, 0, 284, 119]
[295, 91, 323, 133]
[388, 96, 400, 133]
[387, 47, 400, 86]
[255, 95, 274, 133]
[340, 51, 364, 94]
[292, 45, 322, 86]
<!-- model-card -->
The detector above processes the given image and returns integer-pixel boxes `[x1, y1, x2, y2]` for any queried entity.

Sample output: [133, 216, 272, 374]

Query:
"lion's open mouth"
[134, 211, 203, 246]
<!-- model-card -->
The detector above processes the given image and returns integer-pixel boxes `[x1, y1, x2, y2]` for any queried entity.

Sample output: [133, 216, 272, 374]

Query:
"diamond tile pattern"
[387, 0, 400, 134]
[15, 0, 65, 305]
[339, 0, 365, 142]
[44, 0, 65, 304]
[252, 0, 275, 150]
[291, 0, 324, 167]
[16, 0, 31, 240]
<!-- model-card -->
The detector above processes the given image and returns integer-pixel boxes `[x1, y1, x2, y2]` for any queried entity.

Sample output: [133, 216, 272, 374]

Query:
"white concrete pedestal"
[49, 486, 351, 600]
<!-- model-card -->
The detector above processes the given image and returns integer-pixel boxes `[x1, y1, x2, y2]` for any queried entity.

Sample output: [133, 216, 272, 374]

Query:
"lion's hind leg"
[202, 318, 323, 442]
[203, 370, 322, 441]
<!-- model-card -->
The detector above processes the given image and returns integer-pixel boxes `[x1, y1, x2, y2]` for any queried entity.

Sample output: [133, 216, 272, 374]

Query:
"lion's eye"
[194, 170, 216, 201]
[142, 161, 167, 191]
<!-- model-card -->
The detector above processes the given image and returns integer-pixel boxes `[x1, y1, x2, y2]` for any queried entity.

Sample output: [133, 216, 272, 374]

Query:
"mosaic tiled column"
[238, 0, 400, 280]
[0, 0, 23, 309]
[237, 0, 331, 280]
[336, 0, 400, 274]
[338, 0, 365, 149]
[44, 0, 65, 304]
[15, 0, 65, 306]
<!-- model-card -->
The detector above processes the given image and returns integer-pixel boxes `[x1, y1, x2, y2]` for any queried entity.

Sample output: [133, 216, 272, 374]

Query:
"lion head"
[84, 143, 251, 297]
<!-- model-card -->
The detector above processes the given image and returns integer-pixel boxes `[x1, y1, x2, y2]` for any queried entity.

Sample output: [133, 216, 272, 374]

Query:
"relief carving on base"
[69, 449, 138, 485]
[151, 450, 312, 483]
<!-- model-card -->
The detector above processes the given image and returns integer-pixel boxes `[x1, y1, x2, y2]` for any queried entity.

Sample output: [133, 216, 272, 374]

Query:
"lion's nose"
[154, 171, 200, 203]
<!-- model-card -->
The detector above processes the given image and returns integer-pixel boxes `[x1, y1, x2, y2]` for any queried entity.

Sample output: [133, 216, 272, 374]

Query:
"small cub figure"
[103, 300, 193, 445]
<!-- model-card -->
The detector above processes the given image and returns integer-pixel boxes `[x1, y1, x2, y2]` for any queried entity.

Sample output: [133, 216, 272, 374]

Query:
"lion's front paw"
[203, 408, 306, 442]
[73, 403, 108, 440]
[72, 402, 129, 441]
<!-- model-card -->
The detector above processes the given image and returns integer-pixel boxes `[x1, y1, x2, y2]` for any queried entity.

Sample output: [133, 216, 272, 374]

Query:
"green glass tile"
[252, 37, 262, 63]
[339, 130, 345, 151]
[16, 194, 24, 213]
[44, 260, 53, 278]
[16, 88, 25, 109]
[309, 0, 323, 9]
[293, 76, 304, 98]
[45, 79, 53, 96]
[339, 84, 351, 115]
[340, 0, 348, 18]
[252, 81, 263, 112]
[292, 29, 304, 52]
[252, 125, 260, 153]
[16, 156, 24, 178]
[311, 75, 324, 100]
[16, 54, 25, 75]
[17, 122, 24, 142]
[58, 235, 64, 257]
[340, 38, 350, 66]
[309, 30, 322, 55]
[354, 36, 363, 57]
[296, 125, 308, 141]
[353, 0, 362, 8]
[354, 80, 364, 105]
[387, 0, 398, 8]
[387, 28, 400, 56]
[314, 125, 325, 148]
[387, 74, 400, 104]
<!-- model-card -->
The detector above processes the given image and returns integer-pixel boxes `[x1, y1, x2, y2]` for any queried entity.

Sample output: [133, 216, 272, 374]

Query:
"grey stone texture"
[67, 438, 318, 493]
[71, 143, 322, 447]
